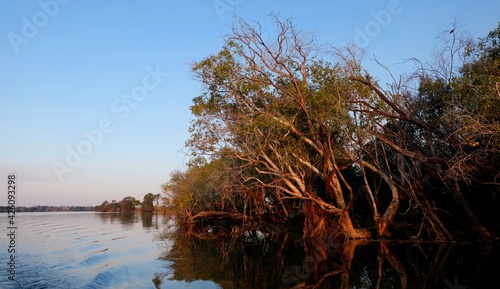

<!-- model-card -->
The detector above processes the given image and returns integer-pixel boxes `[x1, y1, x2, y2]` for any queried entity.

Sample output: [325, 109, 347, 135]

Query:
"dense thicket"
[165, 17, 500, 241]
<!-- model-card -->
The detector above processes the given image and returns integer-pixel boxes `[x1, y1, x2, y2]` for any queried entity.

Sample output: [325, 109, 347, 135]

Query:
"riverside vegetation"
[164, 16, 500, 243]
[94, 193, 163, 213]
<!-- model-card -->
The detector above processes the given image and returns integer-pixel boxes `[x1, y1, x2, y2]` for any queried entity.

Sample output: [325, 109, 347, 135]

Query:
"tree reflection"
[96, 212, 136, 228]
[142, 212, 153, 228]
[153, 229, 496, 289]
[152, 274, 163, 289]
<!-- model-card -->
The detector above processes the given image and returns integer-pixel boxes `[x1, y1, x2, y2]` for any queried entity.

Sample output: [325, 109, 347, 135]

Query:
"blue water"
[0, 212, 217, 289]
[1, 212, 498, 288]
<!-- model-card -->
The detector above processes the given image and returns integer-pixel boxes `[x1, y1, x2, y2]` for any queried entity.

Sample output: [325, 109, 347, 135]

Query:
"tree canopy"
[165, 16, 500, 241]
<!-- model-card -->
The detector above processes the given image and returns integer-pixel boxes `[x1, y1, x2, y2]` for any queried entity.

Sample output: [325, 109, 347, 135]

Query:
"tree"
[189, 15, 375, 238]
[95, 200, 110, 212]
[142, 193, 155, 213]
[163, 156, 243, 218]
[174, 16, 499, 241]
[119, 196, 137, 212]
[153, 194, 161, 212]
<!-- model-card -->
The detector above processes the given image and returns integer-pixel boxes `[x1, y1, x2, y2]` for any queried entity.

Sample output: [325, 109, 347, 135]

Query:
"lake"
[0, 212, 498, 288]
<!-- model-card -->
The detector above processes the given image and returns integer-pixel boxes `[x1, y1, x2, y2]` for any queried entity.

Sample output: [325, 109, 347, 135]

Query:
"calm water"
[1, 212, 498, 289]
[0, 212, 216, 289]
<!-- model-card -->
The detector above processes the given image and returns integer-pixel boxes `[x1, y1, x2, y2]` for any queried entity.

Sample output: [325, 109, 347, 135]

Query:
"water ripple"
[0, 212, 176, 289]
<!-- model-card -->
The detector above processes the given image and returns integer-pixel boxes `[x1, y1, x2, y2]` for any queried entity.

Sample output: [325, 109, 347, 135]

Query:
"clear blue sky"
[1, 0, 499, 206]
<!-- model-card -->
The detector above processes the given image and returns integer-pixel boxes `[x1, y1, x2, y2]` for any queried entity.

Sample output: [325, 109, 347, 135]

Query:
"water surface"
[1, 212, 498, 288]
[0, 212, 216, 289]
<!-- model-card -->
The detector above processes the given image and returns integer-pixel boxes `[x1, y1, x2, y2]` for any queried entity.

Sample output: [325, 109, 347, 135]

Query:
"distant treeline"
[0, 206, 95, 213]
[94, 193, 166, 213]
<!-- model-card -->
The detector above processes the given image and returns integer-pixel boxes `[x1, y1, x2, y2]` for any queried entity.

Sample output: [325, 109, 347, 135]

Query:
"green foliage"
[164, 158, 239, 215]
[142, 193, 155, 212]
[95, 196, 138, 212]
[118, 196, 138, 212]
[168, 18, 500, 240]
[445, 23, 500, 172]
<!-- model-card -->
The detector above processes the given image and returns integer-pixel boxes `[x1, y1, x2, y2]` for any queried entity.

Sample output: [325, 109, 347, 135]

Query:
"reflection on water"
[156, 230, 499, 289]
[1, 212, 498, 288]
[0, 212, 216, 289]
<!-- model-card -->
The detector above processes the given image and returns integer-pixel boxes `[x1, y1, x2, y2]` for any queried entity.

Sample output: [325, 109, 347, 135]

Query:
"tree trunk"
[302, 194, 370, 239]
[315, 168, 370, 239]
[340, 211, 371, 239]
[303, 197, 330, 238]
[360, 161, 400, 238]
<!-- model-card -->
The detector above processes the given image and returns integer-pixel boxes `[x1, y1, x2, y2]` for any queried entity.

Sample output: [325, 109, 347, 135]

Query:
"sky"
[0, 0, 499, 206]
